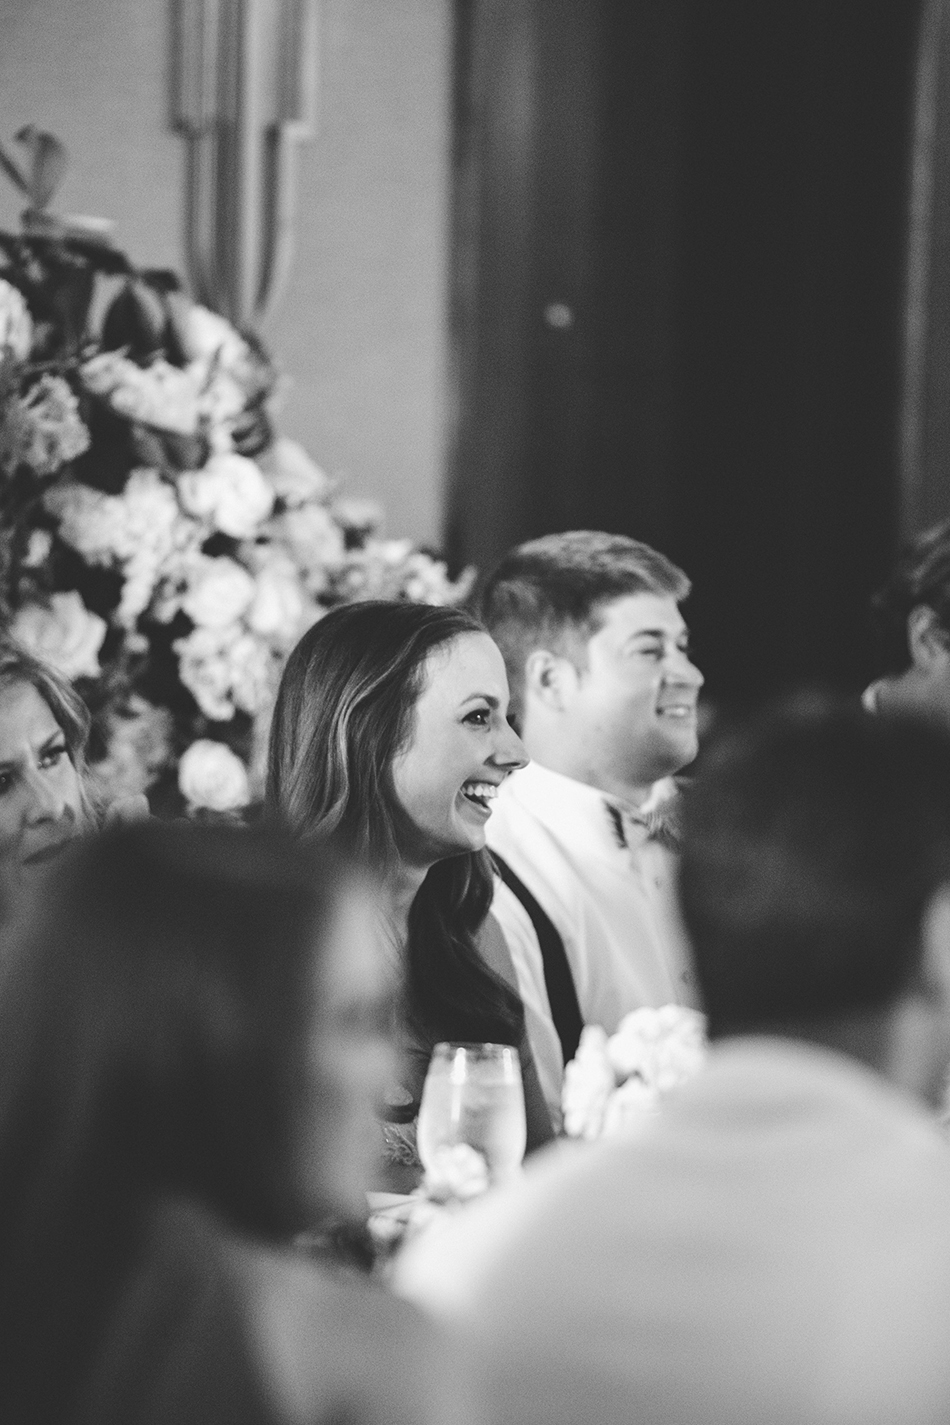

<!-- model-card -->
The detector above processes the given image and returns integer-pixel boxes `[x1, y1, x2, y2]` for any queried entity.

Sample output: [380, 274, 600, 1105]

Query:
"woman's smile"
[391, 632, 527, 864]
[459, 779, 502, 814]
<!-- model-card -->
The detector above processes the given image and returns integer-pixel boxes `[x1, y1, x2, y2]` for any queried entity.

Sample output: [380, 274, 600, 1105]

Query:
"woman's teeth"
[462, 781, 499, 809]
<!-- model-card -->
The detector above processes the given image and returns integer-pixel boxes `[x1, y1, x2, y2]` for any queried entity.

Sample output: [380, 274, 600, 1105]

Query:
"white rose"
[258, 438, 331, 506]
[601, 1078, 660, 1140]
[80, 350, 134, 397]
[181, 555, 256, 628]
[227, 631, 276, 715]
[198, 370, 248, 446]
[246, 556, 309, 647]
[607, 1005, 706, 1091]
[331, 494, 384, 534]
[174, 624, 239, 720]
[178, 739, 250, 812]
[0, 278, 32, 360]
[11, 592, 107, 680]
[45, 481, 126, 565]
[23, 529, 53, 568]
[178, 452, 274, 538]
[180, 304, 250, 373]
[561, 1025, 616, 1140]
[423, 1144, 490, 1204]
[80, 353, 201, 435]
[270, 503, 346, 592]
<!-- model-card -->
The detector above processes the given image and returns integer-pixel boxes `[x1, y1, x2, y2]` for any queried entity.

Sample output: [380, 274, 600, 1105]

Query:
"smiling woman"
[265, 601, 554, 1181]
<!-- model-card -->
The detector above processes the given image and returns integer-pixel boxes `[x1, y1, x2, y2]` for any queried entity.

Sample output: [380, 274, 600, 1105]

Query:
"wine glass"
[417, 1042, 527, 1190]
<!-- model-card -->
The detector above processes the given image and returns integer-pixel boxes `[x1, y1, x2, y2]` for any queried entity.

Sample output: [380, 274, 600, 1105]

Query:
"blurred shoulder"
[228, 1235, 466, 1425]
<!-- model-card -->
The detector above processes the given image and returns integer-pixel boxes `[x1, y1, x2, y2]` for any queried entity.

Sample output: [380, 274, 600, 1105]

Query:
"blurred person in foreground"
[477, 531, 703, 1119]
[0, 638, 147, 917]
[0, 821, 468, 1425]
[865, 517, 950, 727]
[397, 700, 950, 1425]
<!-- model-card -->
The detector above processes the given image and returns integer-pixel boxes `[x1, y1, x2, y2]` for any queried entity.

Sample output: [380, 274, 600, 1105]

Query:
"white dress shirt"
[396, 1039, 950, 1425]
[487, 762, 696, 1116]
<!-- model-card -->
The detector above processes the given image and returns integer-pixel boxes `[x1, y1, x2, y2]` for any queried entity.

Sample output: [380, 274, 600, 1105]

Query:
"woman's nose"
[492, 719, 529, 770]
[23, 770, 70, 826]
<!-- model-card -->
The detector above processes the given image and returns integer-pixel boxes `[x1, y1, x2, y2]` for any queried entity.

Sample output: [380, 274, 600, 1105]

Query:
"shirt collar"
[500, 761, 675, 853]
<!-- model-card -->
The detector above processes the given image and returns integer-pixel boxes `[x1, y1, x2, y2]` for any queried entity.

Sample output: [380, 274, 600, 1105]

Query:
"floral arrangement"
[0, 129, 471, 814]
[562, 1005, 707, 1140]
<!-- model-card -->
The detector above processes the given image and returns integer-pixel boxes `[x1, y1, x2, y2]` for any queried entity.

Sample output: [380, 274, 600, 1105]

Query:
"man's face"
[561, 593, 704, 794]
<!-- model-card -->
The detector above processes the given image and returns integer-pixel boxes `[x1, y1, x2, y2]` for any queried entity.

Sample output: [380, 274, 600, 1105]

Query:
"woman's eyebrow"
[459, 692, 501, 707]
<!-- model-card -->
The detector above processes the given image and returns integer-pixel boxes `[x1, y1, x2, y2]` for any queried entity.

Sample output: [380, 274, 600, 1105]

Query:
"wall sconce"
[172, 0, 319, 330]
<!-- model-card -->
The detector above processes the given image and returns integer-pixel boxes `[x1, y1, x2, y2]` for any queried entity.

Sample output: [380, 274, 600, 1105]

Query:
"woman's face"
[0, 679, 84, 900]
[390, 632, 528, 864]
[298, 883, 397, 1212]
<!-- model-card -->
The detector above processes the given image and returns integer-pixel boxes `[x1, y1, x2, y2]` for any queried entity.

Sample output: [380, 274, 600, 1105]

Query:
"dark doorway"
[446, 1, 923, 704]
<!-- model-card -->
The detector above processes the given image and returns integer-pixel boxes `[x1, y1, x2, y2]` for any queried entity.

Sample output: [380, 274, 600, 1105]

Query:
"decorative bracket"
[171, 0, 319, 330]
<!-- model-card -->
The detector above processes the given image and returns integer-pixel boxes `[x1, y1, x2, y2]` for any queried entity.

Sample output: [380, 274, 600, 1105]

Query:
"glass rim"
[431, 1040, 519, 1057]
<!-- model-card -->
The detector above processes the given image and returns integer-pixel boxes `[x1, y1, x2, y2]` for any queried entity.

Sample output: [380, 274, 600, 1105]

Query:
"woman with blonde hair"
[0, 638, 146, 913]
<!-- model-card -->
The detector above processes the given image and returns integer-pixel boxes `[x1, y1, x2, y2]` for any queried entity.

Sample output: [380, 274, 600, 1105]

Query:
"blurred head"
[679, 698, 950, 1100]
[0, 642, 91, 904]
[0, 821, 395, 1234]
[478, 531, 702, 796]
[870, 520, 950, 729]
[267, 601, 526, 869]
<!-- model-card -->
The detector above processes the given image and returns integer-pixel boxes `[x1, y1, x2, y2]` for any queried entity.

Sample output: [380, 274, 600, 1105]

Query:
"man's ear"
[523, 649, 577, 711]
[920, 884, 950, 1010]
[907, 605, 950, 671]
[886, 885, 950, 1107]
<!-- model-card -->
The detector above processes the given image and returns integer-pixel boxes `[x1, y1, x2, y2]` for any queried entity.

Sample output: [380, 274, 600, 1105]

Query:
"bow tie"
[605, 798, 681, 853]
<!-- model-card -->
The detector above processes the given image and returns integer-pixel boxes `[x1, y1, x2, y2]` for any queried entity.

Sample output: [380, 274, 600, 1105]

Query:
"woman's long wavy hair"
[0, 638, 96, 821]
[0, 821, 355, 1422]
[266, 600, 524, 1048]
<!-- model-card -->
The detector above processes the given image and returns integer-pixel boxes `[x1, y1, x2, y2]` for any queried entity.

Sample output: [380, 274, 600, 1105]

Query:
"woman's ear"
[907, 605, 950, 671]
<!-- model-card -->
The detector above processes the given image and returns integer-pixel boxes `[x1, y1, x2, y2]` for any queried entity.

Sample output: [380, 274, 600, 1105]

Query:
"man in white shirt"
[478, 531, 704, 1115]
[397, 704, 950, 1425]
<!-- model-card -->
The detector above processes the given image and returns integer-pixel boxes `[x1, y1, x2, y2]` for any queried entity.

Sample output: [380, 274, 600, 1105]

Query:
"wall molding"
[171, 0, 319, 328]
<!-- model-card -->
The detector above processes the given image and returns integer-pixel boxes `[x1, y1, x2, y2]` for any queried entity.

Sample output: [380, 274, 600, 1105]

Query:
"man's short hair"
[679, 698, 950, 1038]
[477, 531, 690, 722]
[871, 519, 950, 672]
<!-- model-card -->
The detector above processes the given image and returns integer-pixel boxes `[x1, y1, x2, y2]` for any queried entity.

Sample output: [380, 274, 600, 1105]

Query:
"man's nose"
[667, 647, 704, 687]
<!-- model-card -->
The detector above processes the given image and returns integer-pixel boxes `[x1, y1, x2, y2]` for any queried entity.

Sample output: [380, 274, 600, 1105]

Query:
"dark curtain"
[447, 1, 924, 704]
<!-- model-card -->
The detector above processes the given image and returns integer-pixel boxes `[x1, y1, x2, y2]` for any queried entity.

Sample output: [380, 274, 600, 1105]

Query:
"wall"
[0, 0, 451, 547]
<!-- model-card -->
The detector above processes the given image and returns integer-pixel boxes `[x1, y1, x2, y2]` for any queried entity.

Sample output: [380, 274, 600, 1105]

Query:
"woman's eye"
[465, 708, 490, 727]
[40, 745, 68, 769]
[0, 773, 11, 796]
